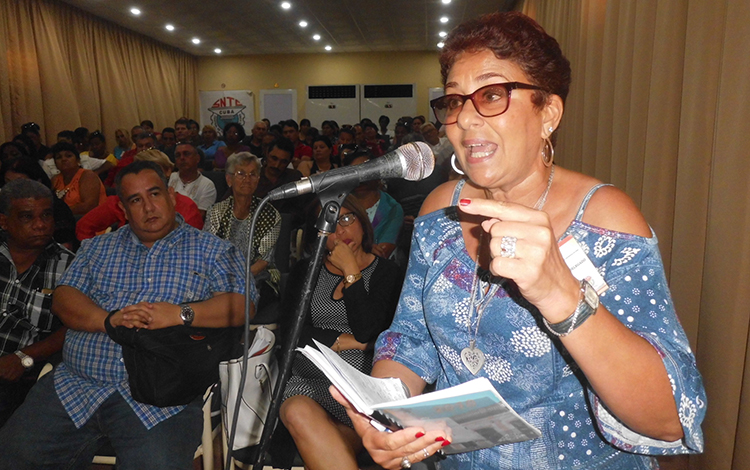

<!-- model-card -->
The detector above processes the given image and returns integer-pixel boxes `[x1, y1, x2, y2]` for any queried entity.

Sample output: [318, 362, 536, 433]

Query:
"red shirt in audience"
[104, 148, 136, 187]
[76, 193, 203, 241]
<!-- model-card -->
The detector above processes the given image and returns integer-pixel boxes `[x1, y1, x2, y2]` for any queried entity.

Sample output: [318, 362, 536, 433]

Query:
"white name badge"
[558, 235, 609, 295]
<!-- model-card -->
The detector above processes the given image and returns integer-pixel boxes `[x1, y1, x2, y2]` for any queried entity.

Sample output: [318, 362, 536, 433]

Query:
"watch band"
[543, 279, 599, 337]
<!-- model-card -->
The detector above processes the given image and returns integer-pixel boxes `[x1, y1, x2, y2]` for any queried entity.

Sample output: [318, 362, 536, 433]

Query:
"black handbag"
[105, 313, 243, 407]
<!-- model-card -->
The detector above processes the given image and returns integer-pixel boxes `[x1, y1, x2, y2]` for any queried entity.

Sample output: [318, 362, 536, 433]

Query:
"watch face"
[583, 281, 599, 308]
[22, 357, 34, 368]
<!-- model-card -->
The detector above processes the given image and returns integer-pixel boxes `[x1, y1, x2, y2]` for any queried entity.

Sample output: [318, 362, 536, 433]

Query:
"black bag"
[105, 315, 243, 407]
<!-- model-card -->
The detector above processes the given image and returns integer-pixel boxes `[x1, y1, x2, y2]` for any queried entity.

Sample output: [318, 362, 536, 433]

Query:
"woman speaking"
[334, 11, 705, 470]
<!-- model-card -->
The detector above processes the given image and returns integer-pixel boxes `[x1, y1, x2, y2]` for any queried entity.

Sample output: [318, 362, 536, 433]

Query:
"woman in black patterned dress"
[279, 195, 401, 470]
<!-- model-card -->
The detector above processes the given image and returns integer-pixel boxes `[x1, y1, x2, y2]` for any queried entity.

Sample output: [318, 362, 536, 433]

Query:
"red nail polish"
[459, 198, 471, 206]
[415, 432, 425, 438]
[434, 436, 444, 442]
[441, 440, 451, 447]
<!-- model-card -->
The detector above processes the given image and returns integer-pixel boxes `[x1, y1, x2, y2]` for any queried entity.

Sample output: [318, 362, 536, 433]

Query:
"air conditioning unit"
[361, 84, 417, 131]
[305, 85, 360, 128]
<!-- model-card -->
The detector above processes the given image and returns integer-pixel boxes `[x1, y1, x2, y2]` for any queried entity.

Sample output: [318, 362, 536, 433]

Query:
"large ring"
[500, 236, 517, 259]
[400, 456, 412, 469]
[422, 448, 430, 458]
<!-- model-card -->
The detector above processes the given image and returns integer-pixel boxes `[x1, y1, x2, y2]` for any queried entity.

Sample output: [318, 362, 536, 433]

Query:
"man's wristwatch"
[343, 272, 362, 288]
[543, 279, 599, 337]
[14, 351, 34, 370]
[179, 304, 195, 327]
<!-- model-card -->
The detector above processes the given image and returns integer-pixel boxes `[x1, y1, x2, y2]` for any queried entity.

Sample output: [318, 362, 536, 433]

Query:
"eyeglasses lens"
[433, 84, 511, 124]
[338, 213, 356, 227]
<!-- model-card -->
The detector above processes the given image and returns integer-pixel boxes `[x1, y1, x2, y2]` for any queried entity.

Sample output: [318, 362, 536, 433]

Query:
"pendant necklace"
[460, 231, 500, 375]
[460, 166, 555, 375]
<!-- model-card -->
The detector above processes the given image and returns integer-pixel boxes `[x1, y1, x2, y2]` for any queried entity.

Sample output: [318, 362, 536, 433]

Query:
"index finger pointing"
[458, 198, 536, 222]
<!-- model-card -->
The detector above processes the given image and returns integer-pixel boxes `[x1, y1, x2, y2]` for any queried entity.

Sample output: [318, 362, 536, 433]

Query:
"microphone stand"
[252, 186, 354, 470]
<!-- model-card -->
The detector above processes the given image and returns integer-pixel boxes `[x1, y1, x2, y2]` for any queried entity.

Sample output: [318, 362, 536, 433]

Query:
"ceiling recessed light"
[437, 41, 445, 48]
[130, 7, 141, 16]
[439, 31, 447, 37]
[442, 0, 451, 4]
[299, 20, 308, 27]
[325, 45, 332, 51]
[440, 16, 449, 23]
[313, 34, 321, 41]
[191, 38, 201, 45]
[165, 24, 175, 31]
[281, 2, 291, 9]
[214, 48, 222, 54]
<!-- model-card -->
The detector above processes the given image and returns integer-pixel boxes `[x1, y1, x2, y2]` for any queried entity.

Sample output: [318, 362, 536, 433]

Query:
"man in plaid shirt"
[0, 179, 74, 427]
[0, 161, 255, 469]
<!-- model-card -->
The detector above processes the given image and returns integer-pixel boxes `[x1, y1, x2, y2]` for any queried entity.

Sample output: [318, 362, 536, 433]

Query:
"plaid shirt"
[53, 216, 253, 429]
[0, 241, 73, 356]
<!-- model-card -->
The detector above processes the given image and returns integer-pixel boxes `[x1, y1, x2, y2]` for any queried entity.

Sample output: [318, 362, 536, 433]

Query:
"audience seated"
[158, 127, 177, 162]
[76, 149, 203, 241]
[0, 160, 250, 469]
[169, 141, 217, 218]
[213, 122, 250, 170]
[105, 132, 158, 187]
[298, 136, 337, 177]
[204, 152, 281, 312]
[243, 121, 268, 158]
[254, 137, 307, 225]
[20, 122, 51, 161]
[282, 119, 312, 169]
[279, 195, 401, 470]
[83, 131, 116, 178]
[361, 122, 385, 157]
[113, 128, 134, 160]
[1, 157, 77, 251]
[345, 151, 404, 259]
[0, 179, 74, 427]
[198, 124, 226, 168]
[50, 142, 107, 217]
[421, 121, 454, 172]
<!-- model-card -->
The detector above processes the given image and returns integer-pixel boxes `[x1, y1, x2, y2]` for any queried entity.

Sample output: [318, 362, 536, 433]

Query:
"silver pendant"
[460, 343, 485, 375]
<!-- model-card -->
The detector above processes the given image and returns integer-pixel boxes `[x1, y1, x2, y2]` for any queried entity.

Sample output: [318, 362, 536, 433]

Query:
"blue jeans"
[0, 372, 203, 470]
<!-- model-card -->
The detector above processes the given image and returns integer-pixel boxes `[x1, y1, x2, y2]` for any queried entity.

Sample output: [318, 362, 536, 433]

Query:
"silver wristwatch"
[15, 350, 34, 370]
[179, 304, 195, 327]
[544, 279, 599, 337]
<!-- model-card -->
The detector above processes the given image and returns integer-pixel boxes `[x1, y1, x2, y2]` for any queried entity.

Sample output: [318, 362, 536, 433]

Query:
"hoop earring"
[451, 154, 465, 175]
[542, 138, 555, 167]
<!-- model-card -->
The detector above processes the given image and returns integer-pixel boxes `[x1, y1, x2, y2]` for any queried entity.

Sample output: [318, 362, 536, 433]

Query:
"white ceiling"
[59, 0, 518, 56]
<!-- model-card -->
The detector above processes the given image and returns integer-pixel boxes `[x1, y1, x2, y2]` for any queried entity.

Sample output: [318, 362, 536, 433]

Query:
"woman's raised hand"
[458, 198, 580, 322]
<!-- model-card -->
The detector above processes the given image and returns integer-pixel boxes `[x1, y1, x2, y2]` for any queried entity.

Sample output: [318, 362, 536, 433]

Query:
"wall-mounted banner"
[199, 90, 255, 135]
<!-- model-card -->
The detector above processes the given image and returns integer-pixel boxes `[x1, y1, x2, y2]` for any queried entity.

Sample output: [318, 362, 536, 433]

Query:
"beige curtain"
[523, 0, 750, 469]
[0, 0, 197, 148]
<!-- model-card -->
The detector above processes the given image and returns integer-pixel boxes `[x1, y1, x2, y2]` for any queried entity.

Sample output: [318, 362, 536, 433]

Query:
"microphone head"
[399, 142, 435, 181]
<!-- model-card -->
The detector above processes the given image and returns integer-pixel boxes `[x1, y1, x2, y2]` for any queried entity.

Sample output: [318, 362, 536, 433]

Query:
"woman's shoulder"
[557, 168, 651, 238]
[418, 179, 463, 216]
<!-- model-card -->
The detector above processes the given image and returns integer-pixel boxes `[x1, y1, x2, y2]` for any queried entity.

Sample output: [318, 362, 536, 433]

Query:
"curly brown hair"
[439, 11, 571, 110]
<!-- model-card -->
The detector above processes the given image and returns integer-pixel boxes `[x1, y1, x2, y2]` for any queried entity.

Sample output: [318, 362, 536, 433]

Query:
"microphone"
[267, 142, 435, 200]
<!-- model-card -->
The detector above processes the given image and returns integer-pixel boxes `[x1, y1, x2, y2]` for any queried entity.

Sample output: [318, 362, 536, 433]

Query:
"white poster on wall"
[199, 90, 255, 136]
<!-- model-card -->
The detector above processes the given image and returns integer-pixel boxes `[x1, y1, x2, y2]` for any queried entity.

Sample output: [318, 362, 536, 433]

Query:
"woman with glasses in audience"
[279, 195, 401, 470]
[204, 152, 281, 312]
[50, 142, 107, 217]
[333, 11, 705, 470]
[298, 136, 337, 178]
